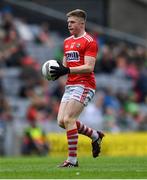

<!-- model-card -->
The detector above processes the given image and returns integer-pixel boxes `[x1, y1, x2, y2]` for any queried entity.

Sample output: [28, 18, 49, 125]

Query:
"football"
[41, 59, 59, 80]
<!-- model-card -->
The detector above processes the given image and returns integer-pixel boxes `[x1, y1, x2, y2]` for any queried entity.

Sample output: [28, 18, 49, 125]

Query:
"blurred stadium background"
[0, 0, 147, 157]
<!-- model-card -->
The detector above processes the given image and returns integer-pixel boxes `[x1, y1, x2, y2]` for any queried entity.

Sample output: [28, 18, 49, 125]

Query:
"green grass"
[0, 156, 147, 179]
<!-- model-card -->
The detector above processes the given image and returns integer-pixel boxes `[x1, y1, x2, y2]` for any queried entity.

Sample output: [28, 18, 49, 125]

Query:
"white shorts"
[61, 85, 95, 106]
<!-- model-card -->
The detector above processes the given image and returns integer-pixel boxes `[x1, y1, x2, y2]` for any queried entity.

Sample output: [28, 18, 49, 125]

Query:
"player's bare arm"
[69, 56, 96, 74]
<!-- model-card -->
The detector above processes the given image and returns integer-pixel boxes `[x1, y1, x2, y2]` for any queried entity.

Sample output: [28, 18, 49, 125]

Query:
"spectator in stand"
[19, 58, 41, 94]
[80, 91, 104, 131]
[138, 115, 147, 131]
[0, 92, 13, 122]
[21, 120, 50, 156]
[96, 45, 116, 74]
[0, 92, 13, 155]
[126, 61, 139, 80]
[103, 87, 121, 112]
[0, 28, 25, 67]
[103, 106, 120, 133]
[51, 77, 66, 101]
[135, 67, 147, 102]
[0, 9, 26, 67]
[113, 53, 128, 78]
[35, 21, 54, 48]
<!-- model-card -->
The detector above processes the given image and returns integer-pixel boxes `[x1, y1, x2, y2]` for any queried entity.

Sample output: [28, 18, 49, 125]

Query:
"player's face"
[67, 16, 84, 36]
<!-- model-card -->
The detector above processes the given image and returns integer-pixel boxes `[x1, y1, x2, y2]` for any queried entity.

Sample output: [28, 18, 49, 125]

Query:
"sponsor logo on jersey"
[66, 51, 80, 61]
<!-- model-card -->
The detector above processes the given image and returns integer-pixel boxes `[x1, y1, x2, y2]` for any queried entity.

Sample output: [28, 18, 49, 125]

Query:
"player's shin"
[67, 128, 78, 164]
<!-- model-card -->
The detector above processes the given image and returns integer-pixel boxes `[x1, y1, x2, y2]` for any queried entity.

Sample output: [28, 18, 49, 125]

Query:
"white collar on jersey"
[73, 32, 86, 39]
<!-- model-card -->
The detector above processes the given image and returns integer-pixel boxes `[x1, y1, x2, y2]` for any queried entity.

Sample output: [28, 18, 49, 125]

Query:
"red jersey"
[64, 32, 98, 89]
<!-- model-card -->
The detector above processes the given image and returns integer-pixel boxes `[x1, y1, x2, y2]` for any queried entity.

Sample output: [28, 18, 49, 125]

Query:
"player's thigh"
[57, 101, 68, 125]
[63, 99, 84, 121]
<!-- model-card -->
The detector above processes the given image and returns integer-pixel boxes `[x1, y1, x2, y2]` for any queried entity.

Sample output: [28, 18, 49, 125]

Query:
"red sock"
[67, 129, 78, 164]
[76, 121, 98, 141]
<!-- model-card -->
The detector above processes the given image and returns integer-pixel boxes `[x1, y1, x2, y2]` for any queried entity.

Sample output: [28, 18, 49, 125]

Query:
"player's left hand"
[50, 61, 70, 80]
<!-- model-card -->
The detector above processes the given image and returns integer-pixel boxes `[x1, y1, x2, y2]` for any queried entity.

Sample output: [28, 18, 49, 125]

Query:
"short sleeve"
[85, 41, 98, 58]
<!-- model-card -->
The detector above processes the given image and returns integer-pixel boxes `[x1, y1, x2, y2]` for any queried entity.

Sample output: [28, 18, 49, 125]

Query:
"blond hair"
[66, 9, 87, 21]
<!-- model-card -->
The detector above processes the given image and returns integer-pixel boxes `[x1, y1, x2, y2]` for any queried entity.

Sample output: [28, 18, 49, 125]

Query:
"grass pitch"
[0, 156, 147, 179]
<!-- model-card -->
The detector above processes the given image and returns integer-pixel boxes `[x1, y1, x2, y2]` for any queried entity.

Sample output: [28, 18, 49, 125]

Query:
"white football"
[41, 60, 59, 80]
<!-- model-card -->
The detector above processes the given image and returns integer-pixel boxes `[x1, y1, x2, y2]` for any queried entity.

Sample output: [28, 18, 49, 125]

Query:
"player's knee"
[57, 118, 65, 129]
[63, 115, 74, 126]
[58, 122, 65, 129]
